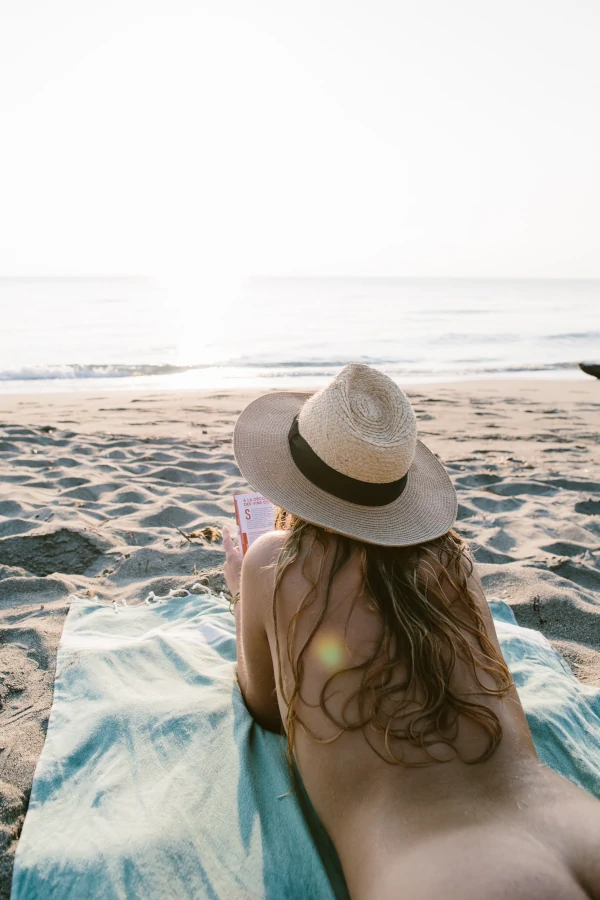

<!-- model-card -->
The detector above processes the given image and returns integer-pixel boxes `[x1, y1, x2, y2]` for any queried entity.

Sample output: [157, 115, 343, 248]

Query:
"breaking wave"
[0, 363, 206, 381]
[0, 359, 583, 383]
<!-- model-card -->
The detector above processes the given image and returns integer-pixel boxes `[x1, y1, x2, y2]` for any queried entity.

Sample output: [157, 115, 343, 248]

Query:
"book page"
[233, 492, 276, 556]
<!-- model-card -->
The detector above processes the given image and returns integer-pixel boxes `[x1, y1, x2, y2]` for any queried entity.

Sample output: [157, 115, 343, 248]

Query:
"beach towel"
[11, 591, 600, 900]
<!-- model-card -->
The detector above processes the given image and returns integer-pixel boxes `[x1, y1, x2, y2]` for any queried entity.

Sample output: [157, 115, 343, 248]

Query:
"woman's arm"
[223, 527, 284, 733]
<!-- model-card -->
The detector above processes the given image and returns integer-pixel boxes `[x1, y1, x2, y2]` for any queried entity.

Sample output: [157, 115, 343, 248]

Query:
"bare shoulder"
[241, 530, 289, 589]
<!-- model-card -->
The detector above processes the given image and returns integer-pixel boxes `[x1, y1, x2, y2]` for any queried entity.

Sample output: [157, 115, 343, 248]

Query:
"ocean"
[0, 277, 598, 393]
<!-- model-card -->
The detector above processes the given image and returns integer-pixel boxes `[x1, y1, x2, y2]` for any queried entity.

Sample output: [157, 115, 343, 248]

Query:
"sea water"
[0, 277, 598, 393]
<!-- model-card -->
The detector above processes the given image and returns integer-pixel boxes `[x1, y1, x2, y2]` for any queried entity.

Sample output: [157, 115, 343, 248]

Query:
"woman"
[222, 363, 600, 899]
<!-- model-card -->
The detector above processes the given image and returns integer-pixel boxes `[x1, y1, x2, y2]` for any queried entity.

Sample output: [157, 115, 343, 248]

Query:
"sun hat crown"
[297, 363, 417, 484]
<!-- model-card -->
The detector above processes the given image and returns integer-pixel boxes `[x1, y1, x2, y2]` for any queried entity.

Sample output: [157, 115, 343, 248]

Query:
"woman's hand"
[222, 525, 242, 597]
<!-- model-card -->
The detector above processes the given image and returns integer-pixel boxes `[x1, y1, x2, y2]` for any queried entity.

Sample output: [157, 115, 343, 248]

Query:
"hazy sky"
[1, 0, 599, 281]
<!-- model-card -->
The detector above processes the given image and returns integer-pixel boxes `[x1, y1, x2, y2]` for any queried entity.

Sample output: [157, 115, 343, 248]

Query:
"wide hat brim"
[233, 391, 458, 547]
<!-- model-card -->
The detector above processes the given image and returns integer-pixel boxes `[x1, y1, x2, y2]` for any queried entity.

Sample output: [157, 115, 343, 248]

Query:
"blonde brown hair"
[271, 507, 513, 773]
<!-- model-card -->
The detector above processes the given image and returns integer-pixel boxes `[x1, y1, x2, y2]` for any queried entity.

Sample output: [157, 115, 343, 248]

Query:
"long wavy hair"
[270, 507, 514, 774]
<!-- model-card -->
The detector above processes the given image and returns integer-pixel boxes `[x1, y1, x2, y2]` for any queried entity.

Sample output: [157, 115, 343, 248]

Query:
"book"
[233, 492, 276, 556]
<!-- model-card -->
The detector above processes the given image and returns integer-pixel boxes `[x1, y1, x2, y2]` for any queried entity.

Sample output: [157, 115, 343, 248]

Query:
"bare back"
[261, 530, 600, 900]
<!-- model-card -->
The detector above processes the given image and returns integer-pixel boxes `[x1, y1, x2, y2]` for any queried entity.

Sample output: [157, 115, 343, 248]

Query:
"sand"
[0, 378, 599, 896]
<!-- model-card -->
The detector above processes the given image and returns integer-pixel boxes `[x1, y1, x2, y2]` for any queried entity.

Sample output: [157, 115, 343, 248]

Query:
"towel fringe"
[67, 583, 223, 612]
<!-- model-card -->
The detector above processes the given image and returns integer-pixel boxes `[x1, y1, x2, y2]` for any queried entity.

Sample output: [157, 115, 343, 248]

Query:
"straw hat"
[233, 363, 457, 546]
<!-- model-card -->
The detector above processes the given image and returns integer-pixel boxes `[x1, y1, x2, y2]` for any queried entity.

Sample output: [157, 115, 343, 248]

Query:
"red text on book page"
[233, 493, 276, 556]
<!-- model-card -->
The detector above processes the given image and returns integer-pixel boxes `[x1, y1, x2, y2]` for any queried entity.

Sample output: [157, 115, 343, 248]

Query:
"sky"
[1, 0, 599, 284]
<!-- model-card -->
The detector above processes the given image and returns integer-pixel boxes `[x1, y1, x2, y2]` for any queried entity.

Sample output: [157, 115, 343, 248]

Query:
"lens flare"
[313, 630, 347, 671]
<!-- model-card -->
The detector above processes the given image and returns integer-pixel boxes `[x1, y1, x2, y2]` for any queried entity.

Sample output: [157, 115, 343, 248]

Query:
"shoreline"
[0, 366, 594, 398]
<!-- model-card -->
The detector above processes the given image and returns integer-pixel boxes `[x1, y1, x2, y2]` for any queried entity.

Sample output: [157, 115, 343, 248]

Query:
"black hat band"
[287, 414, 408, 507]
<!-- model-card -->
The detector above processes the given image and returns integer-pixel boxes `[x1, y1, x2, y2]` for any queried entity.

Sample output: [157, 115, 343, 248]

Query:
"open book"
[233, 492, 276, 556]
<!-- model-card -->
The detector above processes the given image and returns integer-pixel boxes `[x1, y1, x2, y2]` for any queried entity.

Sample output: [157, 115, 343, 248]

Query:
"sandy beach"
[0, 378, 599, 896]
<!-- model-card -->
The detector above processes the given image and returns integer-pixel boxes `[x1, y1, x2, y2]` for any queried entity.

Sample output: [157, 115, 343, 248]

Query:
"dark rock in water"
[579, 363, 600, 379]
[0, 528, 103, 576]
